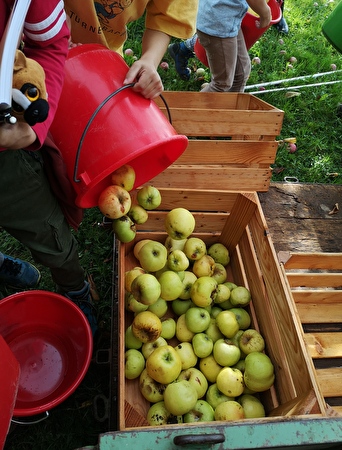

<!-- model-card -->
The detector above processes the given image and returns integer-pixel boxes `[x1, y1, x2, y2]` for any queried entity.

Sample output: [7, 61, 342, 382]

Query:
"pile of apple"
[97, 164, 162, 243]
[124, 207, 275, 426]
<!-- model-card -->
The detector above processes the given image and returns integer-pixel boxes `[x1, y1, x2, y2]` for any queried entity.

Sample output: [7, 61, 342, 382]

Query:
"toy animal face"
[11, 49, 49, 126]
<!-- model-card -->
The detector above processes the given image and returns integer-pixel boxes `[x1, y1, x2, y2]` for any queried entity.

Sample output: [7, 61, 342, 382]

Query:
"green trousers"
[0, 149, 85, 293]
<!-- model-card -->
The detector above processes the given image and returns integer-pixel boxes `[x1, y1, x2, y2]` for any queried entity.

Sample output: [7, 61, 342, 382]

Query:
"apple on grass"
[112, 215, 136, 243]
[146, 344, 182, 384]
[147, 401, 183, 426]
[110, 164, 135, 191]
[158, 270, 184, 301]
[125, 349, 145, 380]
[161, 317, 176, 339]
[163, 379, 198, 416]
[215, 310, 240, 338]
[174, 342, 198, 370]
[138, 240, 167, 272]
[214, 400, 245, 421]
[127, 204, 148, 224]
[130, 273, 161, 306]
[176, 313, 195, 343]
[239, 329, 265, 354]
[192, 332, 213, 358]
[131, 311, 162, 343]
[98, 184, 132, 219]
[190, 276, 218, 308]
[213, 338, 241, 367]
[142, 336, 168, 359]
[238, 393, 266, 418]
[167, 249, 189, 272]
[216, 367, 245, 397]
[183, 237, 207, 261]
[164, 208, 196, 240]
[207, 243, 230, 266]
[199, 355, 223, 384]
[139, 368, 166, 403]
[185, 306, 211, 333]
[206, 383, 234, 410]
[183, 399, 215, 423]
[192, 254, 216, 277]
[137, 185, 162, 210]
[177, 367, 208, 399]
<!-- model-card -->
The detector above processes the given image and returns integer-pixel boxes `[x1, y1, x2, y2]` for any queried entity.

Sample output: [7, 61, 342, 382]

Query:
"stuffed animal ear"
[13, 49, 27, 72]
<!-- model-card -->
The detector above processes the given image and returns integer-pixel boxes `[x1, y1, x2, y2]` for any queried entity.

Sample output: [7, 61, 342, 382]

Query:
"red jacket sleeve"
[22, 0, 70, 149]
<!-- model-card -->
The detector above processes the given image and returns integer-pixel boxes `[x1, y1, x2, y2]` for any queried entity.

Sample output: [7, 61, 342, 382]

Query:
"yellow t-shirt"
[64, 0, 198, 53]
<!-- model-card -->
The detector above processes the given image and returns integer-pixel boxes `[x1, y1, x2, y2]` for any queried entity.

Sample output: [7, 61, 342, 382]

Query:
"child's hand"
[123, 59, 164, 99]
[256, 5, 272, 29]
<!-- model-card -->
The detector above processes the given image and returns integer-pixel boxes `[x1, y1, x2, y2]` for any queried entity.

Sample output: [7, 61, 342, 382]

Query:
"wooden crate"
[115, 189, 329, 434]
[279, 252, 342, 416]
[151, 92, 284, 193]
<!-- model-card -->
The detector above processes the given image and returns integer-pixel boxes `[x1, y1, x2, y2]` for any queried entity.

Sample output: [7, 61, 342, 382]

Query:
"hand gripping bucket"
[50, 44, 188, 208]
[322, 1, 342, 53]
[194, 0, 282, 66]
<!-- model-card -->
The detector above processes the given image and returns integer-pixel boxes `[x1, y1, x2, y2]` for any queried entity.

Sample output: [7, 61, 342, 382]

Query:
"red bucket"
[50, 44, 188, 208]
[0, 291, 93, 418]
[194, 0, 282, 67]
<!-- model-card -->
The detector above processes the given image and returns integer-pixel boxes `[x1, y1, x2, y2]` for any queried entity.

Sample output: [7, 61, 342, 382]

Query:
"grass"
[2, 0, 342, 448]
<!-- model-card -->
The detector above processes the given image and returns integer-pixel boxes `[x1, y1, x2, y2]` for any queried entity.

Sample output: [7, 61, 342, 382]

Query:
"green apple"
[176, 314, 195, 342]
[148, 297, 168, 318]
[179, 271, 198, 300]
[213, 338, 241, 367]
[230, 286, 251, 307]
[125, 291, 149, 314]
[206, 383, 234, 410]
[164, 236, 188, 253]
[239, 329, 265, 354]
[163, 380, 198, 416]
[161, 317, 176, 339]
[185, 306, 211, 333]
[216, 367, 245, 397]
[138, 240, 167, 272]
[146, 344, 182, 384]
[137, 185, 162, 210]
[238, 393, 266, 418]
[233, 359, 246, 373]
[230, 308, 251, 330]
[205, 317, 224, 343]
[219, 298, 234, 310]
[125, 266, 145, 292]
[231, 330, 244, 351]
[211, 306, 223, 318]
[125, 324, 143, 349]
[131, 311, 162, 343]
[207, 243, 230, 266]
[147, 401, 183, 426]
[139, 368, 166, 403]
[110, 163, 135, 191]
[125, 349, 145, 380]
[224, 281, 238, 291]
[190, 276, 218, 308]
[164, 208, 196, 240]
[192, 332, 213, 358]
[214, 400, 245, 421]
[215, 310, 240, 338]
[167, 249, 190, 272]
[214, 284, 231, 304]
[172, 298, 193, 316]
[158, 270, 184, 301]
[174, 342, 198, 370]
[112, 215, 136, 243]
[98, 184, 132, 219]
[142, 336, 168, 359]
[183, 399, 215, 423]
[192, 254, 215, 277]
[183, 237, 207, 261]
[177, 367, 208, 399]
[243, 352, 275, 392]
[211, 263, 227, 284]
[127, 204, 148, 224]
[133, 239, 152, 260]
[131, 273, 161, 306]
[199, 355, 223, 384]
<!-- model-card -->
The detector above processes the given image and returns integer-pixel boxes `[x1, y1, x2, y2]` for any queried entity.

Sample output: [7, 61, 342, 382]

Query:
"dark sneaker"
[0, 255, 41, 289]
[273, 16, 289, 34]
[168, 42, 194, 81]
[65, 281, 98, 337]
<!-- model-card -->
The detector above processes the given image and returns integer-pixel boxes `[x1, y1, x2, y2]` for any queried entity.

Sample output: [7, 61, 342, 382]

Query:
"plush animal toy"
[11, 49, 49, 126]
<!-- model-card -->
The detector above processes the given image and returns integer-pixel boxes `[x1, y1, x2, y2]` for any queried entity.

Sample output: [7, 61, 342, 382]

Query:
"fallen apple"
[206, 383, 233, 410]
[177, 367, 208, 399]
[183, 237, 207, 261]
[137, 185, 162, 210]
[215, 310, 240, 338]
[110, 164, 136, 191]
[161, 317, 176, 339]
[125, 292, 149, 314]
[139, 368, 166, 403]
[230, 286, 251, 307]
[239, 329, 265, 354]
[131, 310, 162, 343]
[133, 239, 152, 260]
[131, 273, 161, 306]
[207, 243, 230, 266]
[174, 342, 198, 370]
[213, 338, 241, 367]
[243, 352, 275, 392]
[230, 307, 251, 330]
[211, 263, 227, 284]
[183, 399, 214, 423]
[165, 236, 188, 253]
[146, 344, 182, 384]
[214, 400, 245, 421]
[146, 401, 183, 426]
[158, 270, 184, 301]
[112, 215, 136, 243]
[125, 266, 145, 292]
[125, 348, 145, 380]
[148, 297, 168, 318]
[163, 379, 198, 416]
[98, 184, 131, 219]
[138, 240, 168, 272]
[192, 254, 216, 277]
[125, 324, 143, 350]
[179, 271, 198, 300]
[190, 276, 218, 308]
[238, 393, 266, 418]
[127, 204, 149, 225]
[176, 313, 195, 342]
[172, 298, 193, 316]
[185, 306, 211, 333]
[199, 354, 223, 384]
[167, 249, 189, 272]
[216, 367, 245, 397]
[142, 336, 168, 359]
[165, 208, 196, 240]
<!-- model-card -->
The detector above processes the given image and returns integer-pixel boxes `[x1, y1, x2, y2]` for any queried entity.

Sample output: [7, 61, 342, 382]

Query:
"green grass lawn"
[2, 0, 342, 448]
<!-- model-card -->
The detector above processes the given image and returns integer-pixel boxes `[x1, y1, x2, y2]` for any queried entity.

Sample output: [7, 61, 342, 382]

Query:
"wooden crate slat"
[287, 273, 342, 288]
[284, 253, 342, 270]
[292, 290, 342, 304]
[316, 368, 342, 397]
[296, 303, 342, 324]
[305, 332, 342, 358]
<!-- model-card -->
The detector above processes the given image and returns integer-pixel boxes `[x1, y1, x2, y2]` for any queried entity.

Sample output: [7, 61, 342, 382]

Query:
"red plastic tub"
[0, 290, 93, 418]
[50, 44, 188, 209]
[194, 0, 282, 66]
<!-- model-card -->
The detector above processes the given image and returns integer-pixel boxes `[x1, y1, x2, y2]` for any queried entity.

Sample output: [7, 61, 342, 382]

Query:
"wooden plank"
[284, 253, 342, 270]
[292, 290, 342, 303]
[296, 303, 342, 324]
[305, 332, 342, 358]
[286, 273, 342, 288]
[316, 368, 342, 397]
